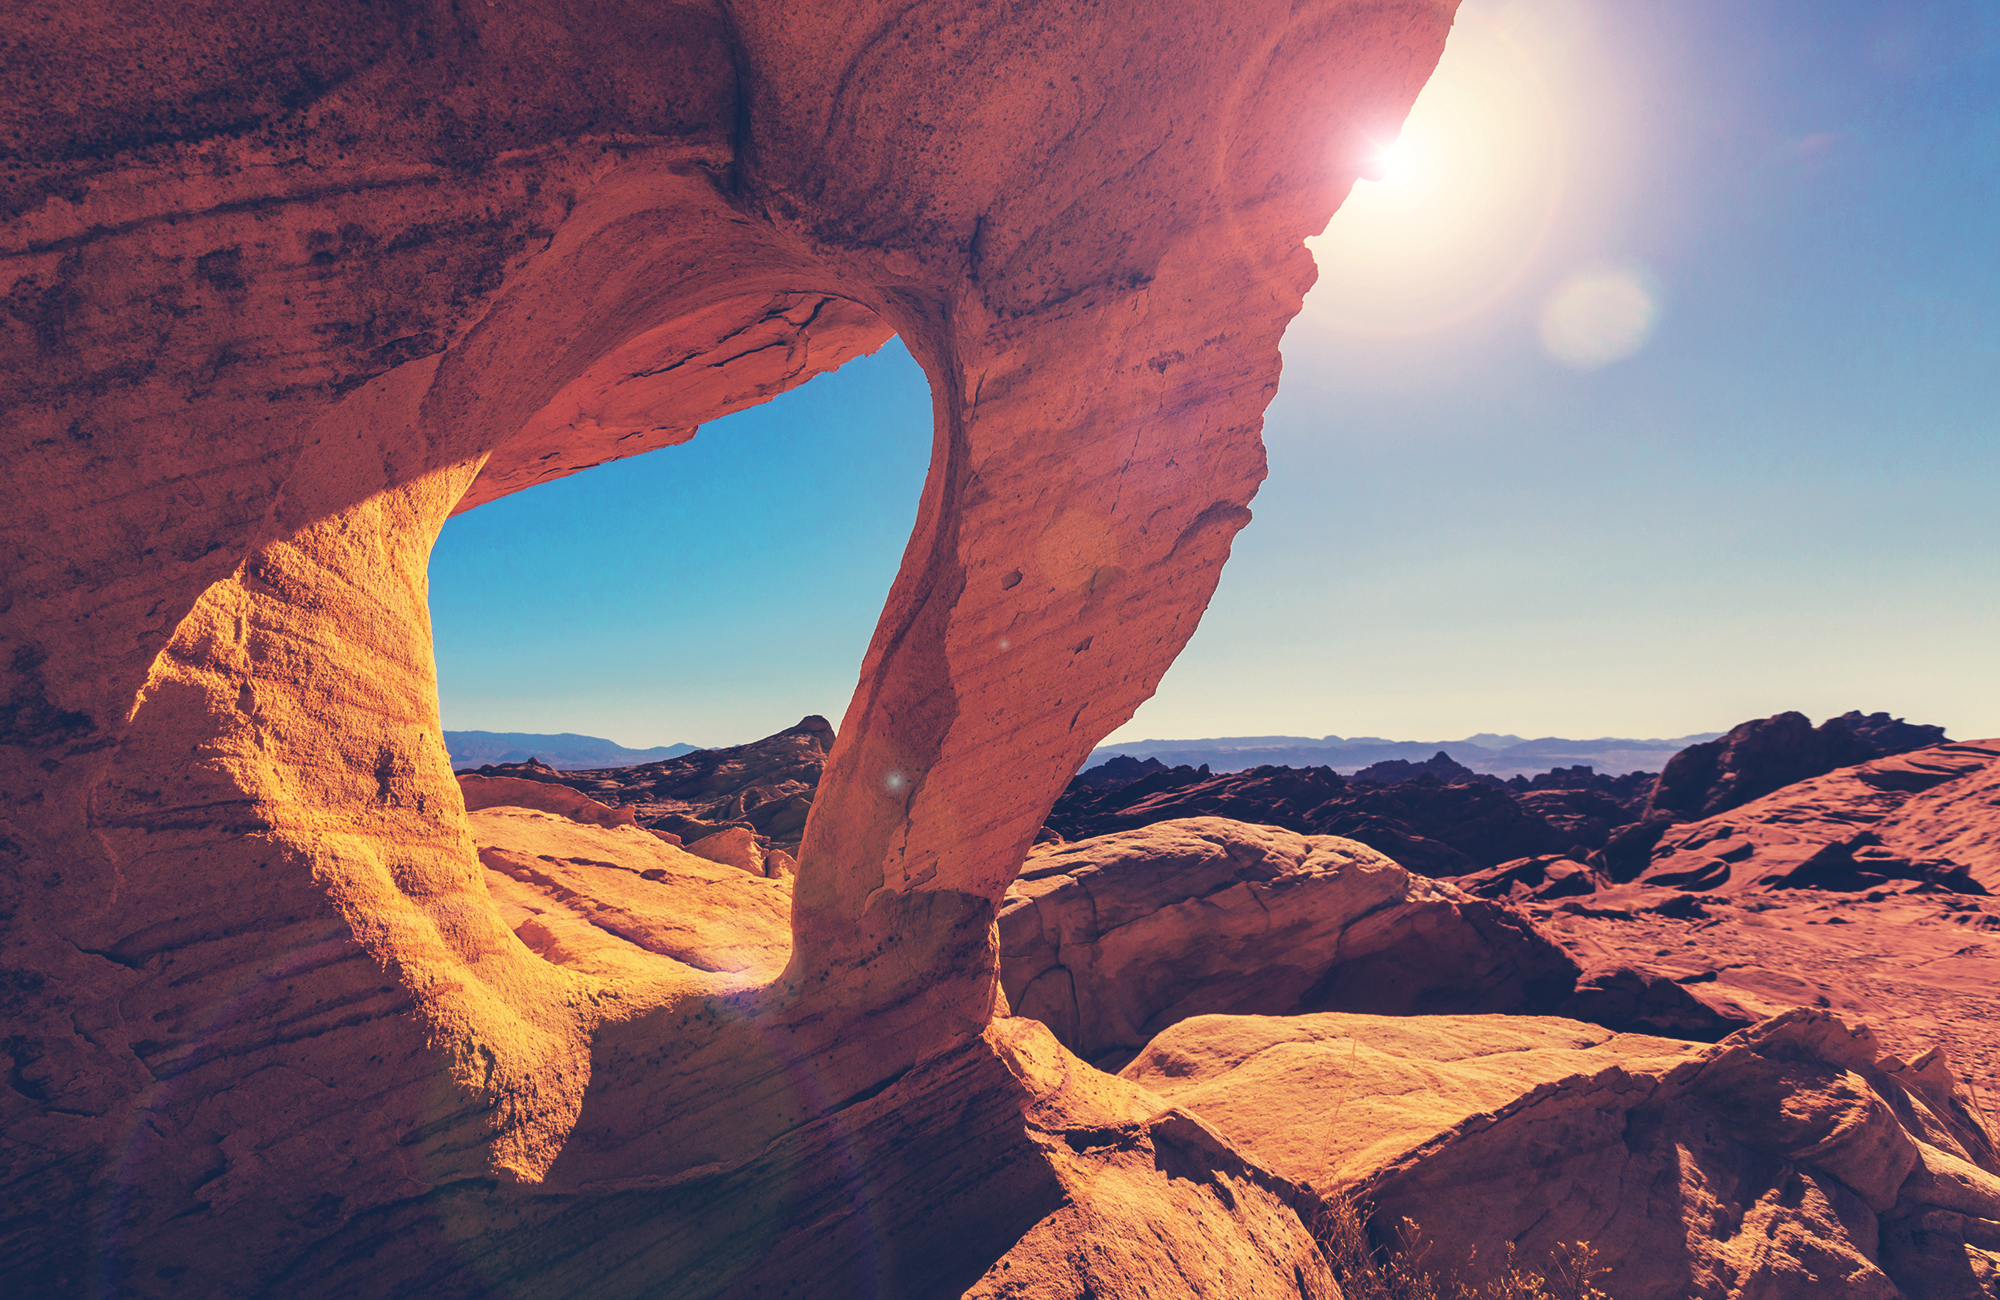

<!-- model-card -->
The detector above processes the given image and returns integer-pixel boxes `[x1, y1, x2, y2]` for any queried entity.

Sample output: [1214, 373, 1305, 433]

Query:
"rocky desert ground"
[451, 706, 2000, 1297]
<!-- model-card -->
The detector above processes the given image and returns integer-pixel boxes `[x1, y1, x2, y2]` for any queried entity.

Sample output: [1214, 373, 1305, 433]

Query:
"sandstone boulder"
[998, 818, 1579, 1065]
[683, 826, 770, 877]
[1127, 1008, 2000, 1300]
[459, 771, 639, 829]
[1554, 960, 1764, 1041]
[1456, 853, 1602, 902]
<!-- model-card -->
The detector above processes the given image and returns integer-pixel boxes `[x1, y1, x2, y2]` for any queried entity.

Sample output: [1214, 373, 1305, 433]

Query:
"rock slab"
[1128, 1008, 2000, 1300]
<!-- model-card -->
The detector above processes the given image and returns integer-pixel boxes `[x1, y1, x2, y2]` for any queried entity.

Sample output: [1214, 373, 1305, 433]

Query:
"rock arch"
[1, 1, 1455, 1292]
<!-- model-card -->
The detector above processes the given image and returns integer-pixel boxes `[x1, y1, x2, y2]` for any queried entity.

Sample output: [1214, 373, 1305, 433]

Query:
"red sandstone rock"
[1639, 739, 2000, 894]
[458, 716, 835, 848]
[1531, 877, 2000, 1110]
[0, 1, 1457, 1293]
[470, 807, 792, 983]
[1456, 853, 1603, 902]
[459, 772, 639, 828]
[999, 818, 1579, 1065]
[682, 826, 769, 877]
[1127, 1008, 2000, 1299]
[1648, 709, 1886, 821]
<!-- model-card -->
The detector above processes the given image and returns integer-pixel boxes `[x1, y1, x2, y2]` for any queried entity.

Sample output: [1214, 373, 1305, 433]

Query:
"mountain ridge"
[444, 730, 700, 770]
[1087, 731, 1728, 778]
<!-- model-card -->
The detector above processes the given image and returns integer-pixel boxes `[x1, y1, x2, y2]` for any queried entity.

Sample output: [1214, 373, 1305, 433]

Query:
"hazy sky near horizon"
[430, 0, 2000, 750]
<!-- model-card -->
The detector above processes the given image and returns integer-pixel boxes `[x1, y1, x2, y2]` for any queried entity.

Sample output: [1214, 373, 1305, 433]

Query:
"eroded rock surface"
[1128, 1009, 2000, 1299]
[472, 807, 792, 984]
[1639, 739, 2000, 895]
[1647, 709, 1950, 822]
[1042, 761, 1576, 873]
[1536, 879, 2000, 1106]
[999, 818, 1579, 1065]
[1, 1, 1458, 1294]
[460, 771, 641, 829]
[1044, 711, 1958, 885]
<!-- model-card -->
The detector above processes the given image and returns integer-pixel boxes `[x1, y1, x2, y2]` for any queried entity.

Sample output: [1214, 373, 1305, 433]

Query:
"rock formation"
[1647, 709, 1946, 822]
[1127, 1008, 2000, 1299]
[1045, 760, 1581, 872]
[474, 807, 794, 983]
[461, 714, 837, 849]
[1638, 739, 2000, 895]
[1071, 753, 1172, 789]
[460, 771, 642, 829]
[0, 1, 1459, 1294]
[1046, 712, 1958, 887]
[998, 818, 1578, 1065]
[1348, 749, 1488, 785]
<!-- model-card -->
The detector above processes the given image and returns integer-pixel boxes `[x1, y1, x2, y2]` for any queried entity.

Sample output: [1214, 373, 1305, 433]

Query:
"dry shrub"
[1310, 1197, 1613, 1300]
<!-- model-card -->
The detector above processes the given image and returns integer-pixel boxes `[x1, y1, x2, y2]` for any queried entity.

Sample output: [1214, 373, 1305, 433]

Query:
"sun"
[1301, 2, 1571, 336]
[1368, 136, 1417, 186]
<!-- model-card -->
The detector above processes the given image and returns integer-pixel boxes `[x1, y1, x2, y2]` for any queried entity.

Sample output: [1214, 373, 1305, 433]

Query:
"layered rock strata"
[0, 1, 1456, 1294]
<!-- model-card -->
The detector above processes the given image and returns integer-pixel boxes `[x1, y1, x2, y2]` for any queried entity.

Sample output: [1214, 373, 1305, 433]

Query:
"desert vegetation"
[1314, 1199, 1613, 1300]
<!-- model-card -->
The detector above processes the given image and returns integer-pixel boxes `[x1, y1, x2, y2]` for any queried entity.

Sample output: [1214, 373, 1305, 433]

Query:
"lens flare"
[1302, 2, 1568, 336]
[1538, 263, 1660, 369]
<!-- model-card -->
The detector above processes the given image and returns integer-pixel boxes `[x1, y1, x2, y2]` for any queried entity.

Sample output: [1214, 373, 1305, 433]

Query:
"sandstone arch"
[2, 2, 1455, 1293]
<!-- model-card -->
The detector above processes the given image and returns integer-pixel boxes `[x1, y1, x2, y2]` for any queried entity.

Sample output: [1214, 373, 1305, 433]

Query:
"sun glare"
[1369, 137, 1416, 185]
[1302, 1, 1571, 336]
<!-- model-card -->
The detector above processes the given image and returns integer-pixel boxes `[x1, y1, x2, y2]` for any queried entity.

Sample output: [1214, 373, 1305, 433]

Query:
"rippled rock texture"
[0, 1, 1455, 1294]
[1129, 1009, 2000, 1300]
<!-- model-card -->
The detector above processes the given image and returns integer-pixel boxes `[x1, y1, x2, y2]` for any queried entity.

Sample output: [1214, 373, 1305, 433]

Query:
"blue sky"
[430, 0, 1999, 749]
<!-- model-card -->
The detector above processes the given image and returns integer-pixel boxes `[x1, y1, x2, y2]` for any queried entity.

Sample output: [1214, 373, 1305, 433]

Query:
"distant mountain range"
[1083, 732, 1728, 778]
[445, 727, 1726, 778]
[443, 731, 700, 770]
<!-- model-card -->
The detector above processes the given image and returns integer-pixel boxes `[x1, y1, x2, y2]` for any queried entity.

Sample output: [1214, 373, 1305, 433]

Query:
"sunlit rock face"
[0, 0, 1454, 1293]
[1000, 818, 1580, 1065]
[1131, 1009, 2000, 1300]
